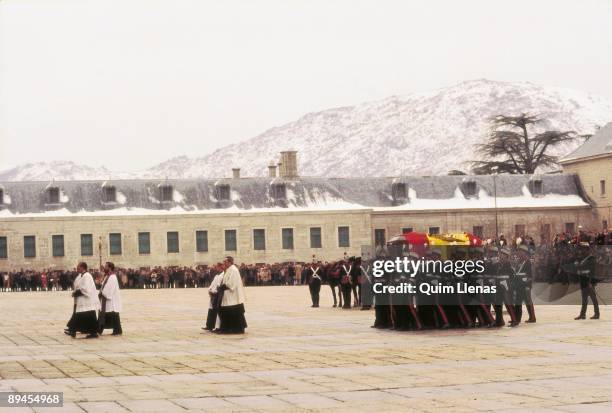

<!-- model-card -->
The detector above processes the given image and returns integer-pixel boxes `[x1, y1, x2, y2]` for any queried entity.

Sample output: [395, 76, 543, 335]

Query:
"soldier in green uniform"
[575, 244, 600, 320]
[371, 258, 392, 329]
[513, 245, 536, 323]
[498, 248, 519, 327]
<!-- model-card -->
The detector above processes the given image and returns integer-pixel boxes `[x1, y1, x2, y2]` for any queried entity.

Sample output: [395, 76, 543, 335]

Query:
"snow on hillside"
[1, 79, 611, 181]
[0, 161, 134, 182]
[144, 79, 612, 178]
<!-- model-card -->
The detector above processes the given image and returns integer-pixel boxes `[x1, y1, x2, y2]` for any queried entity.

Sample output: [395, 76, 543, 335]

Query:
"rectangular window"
[402, 227, 413, 234]
[109, 233, 122, 255]
[167, 231, 179, 253]
[160, 185, 173, 202]
[374, 229, 386, 246]
[540, 224, 551, 244]
[225, 229, 237, 251]
[565, 222, 575, 234]
[338, 226, 350, 248]
[216, 185, 230, 201]
[310, 227, 322, 248]
[103, 186, 116, 203]
[272, 184, 286, 200]
[428, 227, 440, 235]
[52, 235, 64, 257]
[601, 180, 606, 196]
[253, 229, 266, 250]
[465, 181, 477, 197]
[514, 225, 525, 238]
[81, 234, 93, 256]
[47, 187, 60, 204]
[0, 236, 7, 259]
[282, 228, 294, 249]
[472, 226, 484, 239]
[138, 232, 150, 254]
[196, 230, 208, 252]
[533, 180, 543, 195]
[24, 235, 36, 258]
[392, 183, 407, 200]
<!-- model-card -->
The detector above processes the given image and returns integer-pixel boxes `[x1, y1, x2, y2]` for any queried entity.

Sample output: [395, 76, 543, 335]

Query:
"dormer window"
[464, 181, 477, 198]
[271, 183, 286, 200]
[215, 184, 230, 201]
[102, 185, 116, 203]
[160, 185, 173, 202]
[391, 182, 408, 203]
[0, 188, 3, 205]
[531, 179, 543, 196]
[47, 187, 60, 204]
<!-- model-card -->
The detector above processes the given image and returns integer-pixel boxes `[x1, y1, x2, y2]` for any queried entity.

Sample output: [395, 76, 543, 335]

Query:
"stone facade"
[0, 171, 597, 270]
[561, 156, 611, 229]
[370, 206, 595, 246]
[559, 122, 612, 230]
[0, 204, 597, 271]
[0, 209, 371, 270]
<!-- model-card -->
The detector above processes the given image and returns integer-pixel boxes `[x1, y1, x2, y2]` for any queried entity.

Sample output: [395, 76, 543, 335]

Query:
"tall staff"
[98, 236, 103, 269]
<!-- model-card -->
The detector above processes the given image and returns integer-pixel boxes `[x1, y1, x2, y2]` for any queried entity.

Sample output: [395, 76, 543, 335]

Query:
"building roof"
[0, 174, 588, 218]
[561, 122, 612, 163]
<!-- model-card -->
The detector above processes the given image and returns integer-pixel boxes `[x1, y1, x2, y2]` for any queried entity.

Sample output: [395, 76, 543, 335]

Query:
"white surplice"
[208, 272, 224, 309]
[100, 273, 123, 313]
[221, 264, 245, 307]
[74, 271, 100, 313]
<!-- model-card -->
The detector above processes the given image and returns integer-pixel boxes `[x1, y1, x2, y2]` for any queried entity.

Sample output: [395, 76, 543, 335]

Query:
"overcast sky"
[1, 0, 611, 171]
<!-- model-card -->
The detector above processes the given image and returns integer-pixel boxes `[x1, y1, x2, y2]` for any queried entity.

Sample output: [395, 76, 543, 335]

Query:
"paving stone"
[0, 408, 35, 413]
[273, 393, 343, 408]
[32, 402, 84, 413]
[0, 287, 610, 412]
[118, 399, 184, 413]
[225, 395, 294, 409]
[172, 397, 238, 410]
[77, 401, 129, 413]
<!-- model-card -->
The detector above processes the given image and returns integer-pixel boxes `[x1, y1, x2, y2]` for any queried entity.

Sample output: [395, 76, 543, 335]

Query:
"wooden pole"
[98, 236, 103, 269]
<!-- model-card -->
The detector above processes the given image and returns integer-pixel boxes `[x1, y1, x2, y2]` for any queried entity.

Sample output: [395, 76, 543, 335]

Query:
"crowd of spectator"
[0, 261, 351, 292]
[481, 228, 612, 281]
[1, 228, 610, 292]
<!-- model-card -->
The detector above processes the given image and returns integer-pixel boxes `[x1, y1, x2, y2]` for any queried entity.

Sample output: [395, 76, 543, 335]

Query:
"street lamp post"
[493, 175, 499, 239]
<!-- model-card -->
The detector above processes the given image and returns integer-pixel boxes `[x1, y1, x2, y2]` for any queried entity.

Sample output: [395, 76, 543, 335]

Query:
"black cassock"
[67, 311, 98, 334]
[205, 288, 224, 330]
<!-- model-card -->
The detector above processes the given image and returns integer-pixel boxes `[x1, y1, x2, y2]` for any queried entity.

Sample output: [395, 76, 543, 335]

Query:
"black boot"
[526, 305, 536, 323]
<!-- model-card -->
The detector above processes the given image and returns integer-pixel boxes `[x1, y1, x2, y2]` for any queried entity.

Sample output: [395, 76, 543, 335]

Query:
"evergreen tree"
[471, 114, 576, 174]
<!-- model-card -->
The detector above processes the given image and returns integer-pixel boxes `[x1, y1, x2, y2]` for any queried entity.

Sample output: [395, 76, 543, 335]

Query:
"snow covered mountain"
[0, 161, 134, 182]
[143, 79, 612, 178]
[2, 79, 611, 181]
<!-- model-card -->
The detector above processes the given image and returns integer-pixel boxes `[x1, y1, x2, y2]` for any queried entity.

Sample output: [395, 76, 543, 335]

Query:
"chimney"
[232, 168, 240, 179]
[277, 161, 283, 178]
[268, 162, 277, 178]
[279, 151, 298, 178]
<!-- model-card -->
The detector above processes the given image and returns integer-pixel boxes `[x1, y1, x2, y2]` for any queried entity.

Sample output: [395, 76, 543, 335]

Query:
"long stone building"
[560, 122, 612, 230]
[0, 149, 603, 271]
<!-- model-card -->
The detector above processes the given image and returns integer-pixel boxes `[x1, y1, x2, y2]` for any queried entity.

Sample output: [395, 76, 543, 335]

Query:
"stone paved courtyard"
[0, 286, 611, 412]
